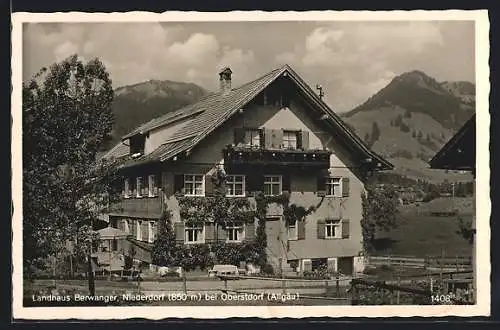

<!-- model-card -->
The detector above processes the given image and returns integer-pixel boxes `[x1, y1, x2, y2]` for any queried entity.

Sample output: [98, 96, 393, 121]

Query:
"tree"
[371, 121, 380, 143]
[394, 114, 403, 127]
[364, 132, 371, 145]
[399, 122, 410, 133]
[360, 184, 400, 253]
[152, 210, 177, 266]
[23, 54, 120, 294]
[456, 215, 475, 245]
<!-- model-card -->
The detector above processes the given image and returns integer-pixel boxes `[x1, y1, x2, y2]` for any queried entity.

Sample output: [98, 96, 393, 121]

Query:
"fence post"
[282, 279, 287, 294]
[182, 273, 187, 294]
[336, 276, 340, 296]
[224, 278, 228, 291]
[396, 277, 401, 304]
[456, 255, 459, 272]
[351, 280, 358, 305]
[440, 249, 444, 283]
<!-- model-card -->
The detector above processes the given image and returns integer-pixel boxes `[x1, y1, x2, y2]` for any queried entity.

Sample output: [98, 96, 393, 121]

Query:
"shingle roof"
[105, 64, 393, 170]
[429, 114, 475, 170]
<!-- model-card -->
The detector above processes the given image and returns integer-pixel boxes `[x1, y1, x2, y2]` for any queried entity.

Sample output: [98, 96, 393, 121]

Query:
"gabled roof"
[104, 64, 393, 171]
[429, 114, 475, 171]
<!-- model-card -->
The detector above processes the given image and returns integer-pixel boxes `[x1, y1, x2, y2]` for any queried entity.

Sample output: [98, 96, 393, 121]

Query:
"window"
[185, 224, 204, 243]
[283, 131, 298, 149]
[124, 179, 130, 198]
[264, 175, 282, 196]
[148, 174, 157, 197]
[226, 175, 245, 197]
[148, 221, 156, 243]
[136, 177, 143, 197]
[325, 219, 341, 239]
[226, 222, 244, 242]
[184, 174, 204, 196]
[123, 219, 130, 234]
[311, 258, 328, 271]
[326, 177, 342, 197]
[245, 129, 261, 148]
[287, 222, 298, 240]
[136, 220, 142, 241]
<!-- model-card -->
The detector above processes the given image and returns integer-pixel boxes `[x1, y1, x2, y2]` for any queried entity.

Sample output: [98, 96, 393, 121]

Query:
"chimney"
[219, 67, 232, 93]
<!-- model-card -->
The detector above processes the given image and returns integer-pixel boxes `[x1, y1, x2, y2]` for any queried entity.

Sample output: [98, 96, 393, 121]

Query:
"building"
[429, 113, 475, 299]
[102, 65, 393, 275]
[429, 114, 475, 173]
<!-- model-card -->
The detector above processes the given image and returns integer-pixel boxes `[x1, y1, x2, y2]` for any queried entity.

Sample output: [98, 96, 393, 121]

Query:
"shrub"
[260, 263, 274, 275]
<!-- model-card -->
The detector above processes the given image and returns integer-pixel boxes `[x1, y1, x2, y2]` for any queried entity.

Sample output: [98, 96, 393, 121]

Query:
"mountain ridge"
[341, 70, 475, 182]
[105, 79, 211, 148]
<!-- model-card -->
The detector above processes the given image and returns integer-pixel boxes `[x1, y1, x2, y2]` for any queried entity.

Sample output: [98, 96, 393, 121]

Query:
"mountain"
[342, 71, 475, 182]
[104, 79, 210, 148]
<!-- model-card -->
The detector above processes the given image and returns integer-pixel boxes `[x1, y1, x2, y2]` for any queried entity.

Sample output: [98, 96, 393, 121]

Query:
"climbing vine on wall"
[174, 166, 321, 270]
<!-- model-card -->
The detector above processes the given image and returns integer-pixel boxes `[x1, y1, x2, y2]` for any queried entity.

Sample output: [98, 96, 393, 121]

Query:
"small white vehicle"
[208, 264, 240, 279]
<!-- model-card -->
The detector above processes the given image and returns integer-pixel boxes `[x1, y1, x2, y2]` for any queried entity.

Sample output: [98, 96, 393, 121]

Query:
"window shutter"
[244, 222, 255, 241]
[174, 174, 185, 196]
[130, 219, 136, 237]
[130, 178, 136, 197]
[205, 175, 215, 197]
[317, 220, 326, 239]
[303, 259, 312, 272]
[174, 222, 185, 244]
[299, 130, 310, 150]
[264, 128, 273, 149]
[273, 129, 283, 149]
[142, 222, 149, 242]
[234, 127, 246, 146]
[297, 221, 306, 240]
[317, 175, 326, 197]
[282, 174, 291, 193]
[205, 222, 216, 242]
[258, 129, 265, 148]
[154, 173, 161, 196]
[216, 224, 227, 242]
[341, 219, 350, 239]
[342, 177, 350, 197]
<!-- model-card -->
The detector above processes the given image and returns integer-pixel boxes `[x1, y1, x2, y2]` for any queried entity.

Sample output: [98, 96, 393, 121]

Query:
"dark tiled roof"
[118, 138, 193, 169]
[429, 114, 475, 170]
[105, 64, 393, 170]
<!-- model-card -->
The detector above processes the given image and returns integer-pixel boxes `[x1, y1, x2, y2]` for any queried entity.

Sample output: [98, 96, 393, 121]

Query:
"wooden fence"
[366, 255, 472, 270]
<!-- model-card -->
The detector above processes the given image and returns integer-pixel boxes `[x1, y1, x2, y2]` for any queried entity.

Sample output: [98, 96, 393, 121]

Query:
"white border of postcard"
[11, 10, 490, 319]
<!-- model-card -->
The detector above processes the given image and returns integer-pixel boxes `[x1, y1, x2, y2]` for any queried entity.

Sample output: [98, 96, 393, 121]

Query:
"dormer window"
[130, 134, 145, 155]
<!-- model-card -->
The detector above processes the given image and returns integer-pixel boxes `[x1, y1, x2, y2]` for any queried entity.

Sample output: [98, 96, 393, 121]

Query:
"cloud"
[278, 22, 447, 111]
[23, 23, 257, 91]
[24, 21, 474, 112]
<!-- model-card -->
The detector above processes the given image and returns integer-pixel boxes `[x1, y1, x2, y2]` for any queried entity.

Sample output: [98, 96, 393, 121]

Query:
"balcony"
[108, 196, 162, 219]
[223, 145, 331, 171]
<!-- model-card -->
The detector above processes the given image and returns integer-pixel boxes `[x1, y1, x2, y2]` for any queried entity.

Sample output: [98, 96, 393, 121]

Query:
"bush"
[260, 263, 274, 275]
[399, 122, 410, 133]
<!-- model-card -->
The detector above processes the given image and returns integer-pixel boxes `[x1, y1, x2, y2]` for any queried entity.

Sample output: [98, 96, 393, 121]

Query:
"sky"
[22, 20, 475, 112]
